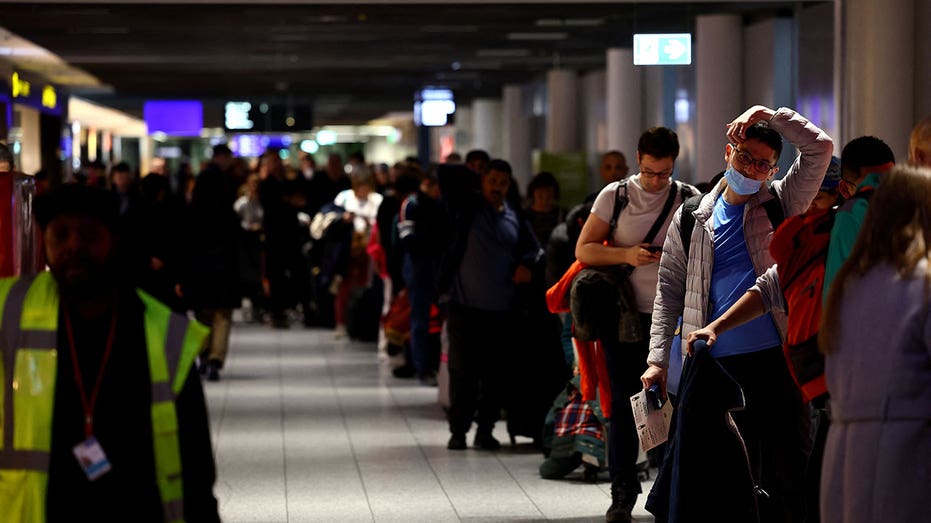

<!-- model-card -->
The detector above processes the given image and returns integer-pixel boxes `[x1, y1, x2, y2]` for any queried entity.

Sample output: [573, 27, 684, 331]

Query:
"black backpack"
[679, 186, 784, 258]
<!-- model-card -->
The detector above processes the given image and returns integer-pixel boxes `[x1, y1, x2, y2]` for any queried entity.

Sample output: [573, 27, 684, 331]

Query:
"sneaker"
[474, 432, 501, 451]
[418, 371, 438, 387]
[447, 434, 467, 450]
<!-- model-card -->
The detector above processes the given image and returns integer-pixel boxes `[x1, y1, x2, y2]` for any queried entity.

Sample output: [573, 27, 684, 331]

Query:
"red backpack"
[770, 192, 872, 403]
[769, 208, 833, 402]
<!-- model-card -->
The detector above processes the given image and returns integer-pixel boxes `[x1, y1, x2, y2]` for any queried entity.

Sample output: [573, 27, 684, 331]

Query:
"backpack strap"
[762, 185, 785, 230]
[642, 180, 681, 245]
[607, 179, 629, 242]
[680, 194, 703, 259]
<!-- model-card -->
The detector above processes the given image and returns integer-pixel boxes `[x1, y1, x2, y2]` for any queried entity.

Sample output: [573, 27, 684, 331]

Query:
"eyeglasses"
[731, 147, 777, 175]
[839, 176, 858, 191]
[640, 168, 674, 179]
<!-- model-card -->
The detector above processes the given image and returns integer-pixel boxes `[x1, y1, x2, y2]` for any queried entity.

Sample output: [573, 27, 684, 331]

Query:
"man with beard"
[0, 184, 219, 521]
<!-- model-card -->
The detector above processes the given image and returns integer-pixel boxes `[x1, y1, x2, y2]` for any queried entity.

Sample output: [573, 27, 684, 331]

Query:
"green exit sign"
[633, 33, 692, 65]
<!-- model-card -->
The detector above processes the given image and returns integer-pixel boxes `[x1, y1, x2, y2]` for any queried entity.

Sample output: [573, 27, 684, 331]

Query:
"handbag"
[546, 181, 631, 313]
[546, 179, 682, 314]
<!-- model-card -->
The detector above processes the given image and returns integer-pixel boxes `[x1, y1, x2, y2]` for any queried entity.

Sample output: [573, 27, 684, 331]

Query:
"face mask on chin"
[724, 165, 764, 195]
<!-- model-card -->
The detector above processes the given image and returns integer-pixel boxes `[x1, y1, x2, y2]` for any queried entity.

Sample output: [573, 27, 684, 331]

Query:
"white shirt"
[333, 188, 384, 234]
[591, 174, 689, 313]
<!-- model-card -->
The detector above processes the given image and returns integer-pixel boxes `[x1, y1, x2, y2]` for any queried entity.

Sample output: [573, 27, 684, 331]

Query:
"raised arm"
[766, 107, 834, 216]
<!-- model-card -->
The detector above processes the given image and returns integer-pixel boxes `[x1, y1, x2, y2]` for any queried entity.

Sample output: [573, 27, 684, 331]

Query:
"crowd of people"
[1, 107, 929, 522]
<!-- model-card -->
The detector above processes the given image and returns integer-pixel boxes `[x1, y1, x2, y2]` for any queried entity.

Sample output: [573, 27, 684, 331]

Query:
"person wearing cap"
[0, 184, 220, 522]
[808, 156, 843, 212]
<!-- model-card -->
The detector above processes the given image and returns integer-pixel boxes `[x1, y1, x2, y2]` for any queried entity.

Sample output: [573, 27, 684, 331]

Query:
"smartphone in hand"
[645, 245, 663, 254]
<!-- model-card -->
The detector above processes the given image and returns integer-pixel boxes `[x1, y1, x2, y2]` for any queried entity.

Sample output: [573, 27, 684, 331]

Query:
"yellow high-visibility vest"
[0, 272, 209, 523]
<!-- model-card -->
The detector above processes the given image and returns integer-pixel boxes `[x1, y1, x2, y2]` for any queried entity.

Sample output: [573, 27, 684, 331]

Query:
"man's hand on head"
[727, 105, 777, 144]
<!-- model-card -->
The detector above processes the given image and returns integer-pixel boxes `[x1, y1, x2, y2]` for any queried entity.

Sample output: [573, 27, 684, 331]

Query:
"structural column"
[917, 0, 931, 121]
[18, 107, 41, 175]
[696, 14, 744, 181]
[503, 84, 532, 187]
[453, 104, 471, 154]
[606, 48, 642, 162]
[582, 69, 606, 190]
[471, 98, 502, 159]
[835, 0, 914, 157]
[545, 69, 580, 153]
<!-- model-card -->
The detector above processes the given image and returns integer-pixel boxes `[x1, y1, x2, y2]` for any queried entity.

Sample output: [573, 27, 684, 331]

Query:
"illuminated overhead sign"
[144, 100, 203, 137]
[10, 71, 60, 114]
[225, 101, 254, 130]
[11, 72, 30, 98]
[414, 88, 455, 127]
[223, 100, 312, 132]
[633, 33, 692, 65]
[42, 85, 57, 110]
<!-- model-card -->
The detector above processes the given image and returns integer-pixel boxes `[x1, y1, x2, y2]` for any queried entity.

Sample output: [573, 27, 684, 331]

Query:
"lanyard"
[64, 307, 117, 439]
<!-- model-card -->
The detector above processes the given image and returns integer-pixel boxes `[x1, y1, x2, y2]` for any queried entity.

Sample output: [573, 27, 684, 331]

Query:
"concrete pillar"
[915, 1, 931, 121]
[696, 14, 744, 181]
[582, 69, 606, 191]
[471, 99, 502, 159]
[545, 70, 580, 153]
[798, 3, 835, 145]
[743, 19, 776, 109]
[836, 0, 914, 158]
[503, 84, 532, 187]
[454, 104, 472, 153]
[18, 107, 41, 175]
[743, 16, 798, 172]
[606, 48, 642, 160]
[643, 67, 665, 129]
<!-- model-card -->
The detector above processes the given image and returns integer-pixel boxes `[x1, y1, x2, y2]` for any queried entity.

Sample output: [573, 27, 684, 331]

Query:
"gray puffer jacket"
[648, 107, 833, 368]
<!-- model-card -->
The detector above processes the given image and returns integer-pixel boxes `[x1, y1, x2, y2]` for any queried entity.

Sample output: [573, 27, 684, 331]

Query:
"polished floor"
[203, 322, 656, 522]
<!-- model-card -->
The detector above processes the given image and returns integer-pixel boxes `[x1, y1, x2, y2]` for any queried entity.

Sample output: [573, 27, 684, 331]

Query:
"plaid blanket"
[544, 377, 608, 467]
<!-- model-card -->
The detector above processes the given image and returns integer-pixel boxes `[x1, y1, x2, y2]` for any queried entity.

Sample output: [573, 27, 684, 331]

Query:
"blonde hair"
[820, 165, 931, 353]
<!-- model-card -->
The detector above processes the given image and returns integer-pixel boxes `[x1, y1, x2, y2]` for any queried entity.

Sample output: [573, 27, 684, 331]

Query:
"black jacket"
[435, 164, 543, 299]
[646, 345, 759, 523]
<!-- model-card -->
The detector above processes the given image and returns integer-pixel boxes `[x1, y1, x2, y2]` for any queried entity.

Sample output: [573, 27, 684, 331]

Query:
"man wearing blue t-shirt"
[642, 105, 833, 522]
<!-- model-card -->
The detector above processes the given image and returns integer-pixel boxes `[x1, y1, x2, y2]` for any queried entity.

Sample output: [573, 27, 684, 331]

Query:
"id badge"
[72, 437, 112, 481]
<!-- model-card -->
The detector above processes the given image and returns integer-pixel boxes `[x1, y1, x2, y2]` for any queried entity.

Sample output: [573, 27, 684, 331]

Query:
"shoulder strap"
[680, 194, 703, 259]
[608, 179, 629, 240]
[762, 185, 785, 230]
[642, 181, 681, 245]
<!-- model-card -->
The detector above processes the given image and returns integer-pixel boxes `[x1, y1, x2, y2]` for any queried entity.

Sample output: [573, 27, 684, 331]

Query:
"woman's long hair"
[819, 165, 931, 354]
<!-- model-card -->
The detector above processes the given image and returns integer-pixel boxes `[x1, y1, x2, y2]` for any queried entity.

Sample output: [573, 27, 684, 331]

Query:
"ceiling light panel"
[505, 32, 569, 41]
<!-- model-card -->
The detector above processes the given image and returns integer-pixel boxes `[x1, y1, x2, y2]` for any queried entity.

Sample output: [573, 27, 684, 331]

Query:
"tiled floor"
[204, 323, 656, 522]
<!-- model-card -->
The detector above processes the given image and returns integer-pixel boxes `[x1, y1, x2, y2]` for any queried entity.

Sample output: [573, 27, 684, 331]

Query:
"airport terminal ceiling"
[0, 2, 826, 124]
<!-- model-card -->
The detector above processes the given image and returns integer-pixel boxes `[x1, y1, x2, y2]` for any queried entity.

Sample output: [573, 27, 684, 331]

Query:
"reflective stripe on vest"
[138, 289, 209, 523]
[0, 276, 209, 523]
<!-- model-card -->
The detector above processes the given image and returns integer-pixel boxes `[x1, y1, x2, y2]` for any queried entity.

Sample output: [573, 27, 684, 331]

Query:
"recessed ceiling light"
[477, 49, 531, 58]
[420, 25, 480, 33]
[565, 18, 605, 27]
[506, 32, 568, 41]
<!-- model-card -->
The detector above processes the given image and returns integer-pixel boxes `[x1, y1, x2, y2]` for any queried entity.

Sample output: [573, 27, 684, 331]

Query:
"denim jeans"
[402, 253, 439, 376]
